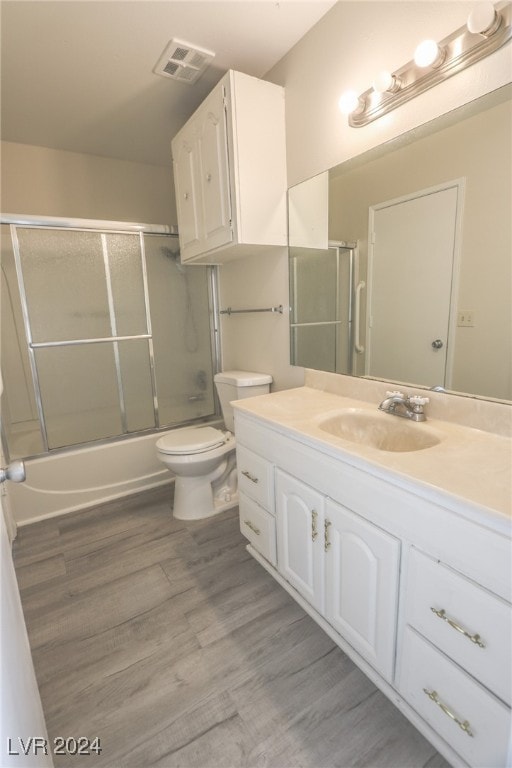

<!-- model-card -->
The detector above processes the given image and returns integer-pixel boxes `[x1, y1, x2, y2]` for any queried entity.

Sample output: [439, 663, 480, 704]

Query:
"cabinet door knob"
[0, 460, 25, 484]
[184, 192, 189, 200]
[206, 173, 212, 182]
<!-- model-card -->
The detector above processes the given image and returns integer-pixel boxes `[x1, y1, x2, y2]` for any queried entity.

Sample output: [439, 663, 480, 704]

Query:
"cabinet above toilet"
[171, 70, 287, 264]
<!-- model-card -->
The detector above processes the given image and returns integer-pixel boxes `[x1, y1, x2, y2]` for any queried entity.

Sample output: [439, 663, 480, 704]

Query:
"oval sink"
[318, 410, 441, 452]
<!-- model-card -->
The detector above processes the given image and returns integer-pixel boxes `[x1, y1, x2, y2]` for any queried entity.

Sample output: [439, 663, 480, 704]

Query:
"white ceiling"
[1, 0, 336, 166]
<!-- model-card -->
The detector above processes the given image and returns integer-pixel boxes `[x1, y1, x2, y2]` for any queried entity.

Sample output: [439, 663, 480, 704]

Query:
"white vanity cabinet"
[274, 469, 400, 680]
[171, 69, 287, 264]
[233, 408, 512, 768]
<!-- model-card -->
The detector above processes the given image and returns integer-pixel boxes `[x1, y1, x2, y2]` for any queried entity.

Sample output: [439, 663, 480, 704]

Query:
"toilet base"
[172, 475, 238, 520]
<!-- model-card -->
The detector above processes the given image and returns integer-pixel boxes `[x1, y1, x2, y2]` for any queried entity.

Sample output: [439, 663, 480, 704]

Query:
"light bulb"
[372, 70, 401, 94]
[414, 39, 445, 68]
[467, 2, 501, 35]
[338, 90, 365, 115]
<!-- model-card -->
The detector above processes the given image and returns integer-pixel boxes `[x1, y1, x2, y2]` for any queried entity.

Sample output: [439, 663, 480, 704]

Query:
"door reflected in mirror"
[288, 86, 511, 402]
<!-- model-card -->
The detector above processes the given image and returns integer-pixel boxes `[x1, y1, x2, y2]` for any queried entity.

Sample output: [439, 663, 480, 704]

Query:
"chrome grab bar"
[354, 281, 365, 354]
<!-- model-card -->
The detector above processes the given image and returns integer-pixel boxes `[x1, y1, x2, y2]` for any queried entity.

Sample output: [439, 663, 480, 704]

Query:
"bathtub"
[10, 431, 176, 525]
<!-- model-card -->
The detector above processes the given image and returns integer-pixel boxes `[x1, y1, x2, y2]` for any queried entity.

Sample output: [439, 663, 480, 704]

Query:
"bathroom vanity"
[233, 376, 511, 768]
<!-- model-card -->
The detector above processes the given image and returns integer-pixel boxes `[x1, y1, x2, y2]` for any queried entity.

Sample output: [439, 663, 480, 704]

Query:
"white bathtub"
[9, 431, 174, 525]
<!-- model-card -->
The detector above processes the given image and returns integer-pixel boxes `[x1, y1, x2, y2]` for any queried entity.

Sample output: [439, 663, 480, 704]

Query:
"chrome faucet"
[378, 391, 430, 422]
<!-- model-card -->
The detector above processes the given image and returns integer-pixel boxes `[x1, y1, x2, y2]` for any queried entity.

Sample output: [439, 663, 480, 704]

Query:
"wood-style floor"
[14, 487, 451, 768]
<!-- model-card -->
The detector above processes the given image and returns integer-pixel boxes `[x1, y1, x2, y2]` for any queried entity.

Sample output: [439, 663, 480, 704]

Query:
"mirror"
[288, 85, 511, 403]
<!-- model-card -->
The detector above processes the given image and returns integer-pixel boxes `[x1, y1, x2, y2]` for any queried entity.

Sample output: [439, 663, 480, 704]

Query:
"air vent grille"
[153, 38, 215, 84]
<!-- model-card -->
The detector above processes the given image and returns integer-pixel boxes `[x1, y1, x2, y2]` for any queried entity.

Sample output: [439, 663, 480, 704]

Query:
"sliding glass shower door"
[1, 221, 217, 459]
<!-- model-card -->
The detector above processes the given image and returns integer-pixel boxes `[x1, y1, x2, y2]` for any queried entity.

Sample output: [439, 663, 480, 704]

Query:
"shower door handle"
[0, 461, 26, 484]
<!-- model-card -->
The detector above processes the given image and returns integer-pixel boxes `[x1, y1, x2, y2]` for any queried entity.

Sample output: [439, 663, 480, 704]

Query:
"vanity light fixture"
[341, 1, 511, 127]
[467, 1, 502, 35]
[338, 90, 366, 115]
[413, 39, 446, 68]
[372, 70, 402, 94]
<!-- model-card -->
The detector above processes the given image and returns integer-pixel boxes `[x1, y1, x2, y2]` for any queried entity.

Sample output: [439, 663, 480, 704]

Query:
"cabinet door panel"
[276, 470, 325, 613]
[173, 134, 202, 256]
[325, 499, 400, 681]
[198, 86, 232, 251]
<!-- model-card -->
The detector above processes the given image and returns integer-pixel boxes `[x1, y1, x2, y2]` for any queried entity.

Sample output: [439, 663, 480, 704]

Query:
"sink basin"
[318, 409, 441, 452]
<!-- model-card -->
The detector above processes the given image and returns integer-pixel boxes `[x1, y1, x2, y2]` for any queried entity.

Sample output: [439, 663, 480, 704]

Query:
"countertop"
[232, 386, 512, 527]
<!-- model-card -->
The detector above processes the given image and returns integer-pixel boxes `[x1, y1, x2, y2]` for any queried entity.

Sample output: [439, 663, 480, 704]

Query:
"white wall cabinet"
[234, 410, 511, 768]
[171, 70, 287, 264]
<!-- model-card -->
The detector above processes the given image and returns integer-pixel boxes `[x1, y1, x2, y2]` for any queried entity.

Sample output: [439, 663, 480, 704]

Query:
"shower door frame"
[1, 214, 221, 460]
[289, 239, 357, 374]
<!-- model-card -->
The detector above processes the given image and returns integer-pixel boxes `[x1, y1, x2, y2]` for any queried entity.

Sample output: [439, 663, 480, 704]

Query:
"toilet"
[156, 370, 272, 520]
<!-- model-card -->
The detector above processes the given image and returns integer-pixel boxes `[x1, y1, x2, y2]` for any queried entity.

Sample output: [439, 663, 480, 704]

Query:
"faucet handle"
[409, 396, 430, 406]
[386, 390, 406, 398]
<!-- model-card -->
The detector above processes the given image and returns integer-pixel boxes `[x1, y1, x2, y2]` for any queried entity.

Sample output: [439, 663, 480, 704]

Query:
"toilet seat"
[156, 427, 229, 456]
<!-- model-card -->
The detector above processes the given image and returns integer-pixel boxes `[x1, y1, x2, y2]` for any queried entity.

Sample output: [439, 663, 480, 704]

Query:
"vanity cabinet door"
[275, 469, 325, 614]
[324, 499, 400, 682]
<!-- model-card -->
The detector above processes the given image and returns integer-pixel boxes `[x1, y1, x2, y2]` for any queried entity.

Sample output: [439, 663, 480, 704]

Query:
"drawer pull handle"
[311, 510, 318, 541]
[244, 520, 261, 536]
[430, 607, 486, 648]
[324, 519, 332, 551]
[241, 470, 259, 484]
[423, 689, 474, 737]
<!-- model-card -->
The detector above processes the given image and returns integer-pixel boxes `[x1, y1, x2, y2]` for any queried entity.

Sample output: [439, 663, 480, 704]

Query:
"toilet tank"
[213, 370, 272, 432]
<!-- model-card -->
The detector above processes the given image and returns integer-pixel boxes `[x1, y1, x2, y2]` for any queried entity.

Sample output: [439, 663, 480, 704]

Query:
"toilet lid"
[156, 427, 227, 455]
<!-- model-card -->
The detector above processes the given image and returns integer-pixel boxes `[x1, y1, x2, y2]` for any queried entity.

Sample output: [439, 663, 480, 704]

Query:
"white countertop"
[233, 386, 512, 526]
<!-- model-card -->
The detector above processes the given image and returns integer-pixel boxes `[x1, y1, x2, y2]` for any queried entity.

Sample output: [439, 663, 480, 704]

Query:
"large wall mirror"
[288, 85, 511, 403]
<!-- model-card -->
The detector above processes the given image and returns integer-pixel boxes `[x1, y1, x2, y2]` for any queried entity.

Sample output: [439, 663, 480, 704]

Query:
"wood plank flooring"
[13, 487, 451, 768]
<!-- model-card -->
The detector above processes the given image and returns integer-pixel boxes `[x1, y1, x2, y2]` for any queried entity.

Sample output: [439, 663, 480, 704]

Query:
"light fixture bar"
[349, 1, 511, 128]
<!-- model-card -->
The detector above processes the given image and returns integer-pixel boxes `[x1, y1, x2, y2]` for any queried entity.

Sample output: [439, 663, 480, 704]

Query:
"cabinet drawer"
[239, 493, 276, 566]
[405, 547, 511, 705]
[237, 444, 274, 512]
[398, 627, 511, 768]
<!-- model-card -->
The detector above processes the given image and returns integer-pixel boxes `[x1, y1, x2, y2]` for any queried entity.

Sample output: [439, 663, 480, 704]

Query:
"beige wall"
[219, 0, 512, 394]
[219, 248, 304, 390]
[1, 141, 176, 226]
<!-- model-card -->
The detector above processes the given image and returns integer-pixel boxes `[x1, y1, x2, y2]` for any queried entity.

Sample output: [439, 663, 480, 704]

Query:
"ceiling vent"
[153, 39, 215, 84]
